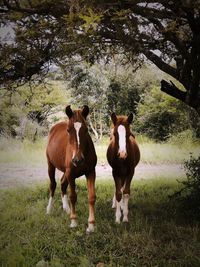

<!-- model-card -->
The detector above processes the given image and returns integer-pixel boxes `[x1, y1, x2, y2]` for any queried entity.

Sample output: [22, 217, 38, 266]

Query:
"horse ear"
[82, 105, 89, 118]
[65, 105, 73, 118]
[111, 112, 117, 125]
[127, 113, 133, 124]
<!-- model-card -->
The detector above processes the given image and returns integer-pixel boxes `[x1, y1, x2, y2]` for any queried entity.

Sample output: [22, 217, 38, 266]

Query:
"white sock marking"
[116, 200, 122, 223]
[62, 195, 70, 214]
[118, 125, 126, 155]
[70, 219, 78, 228]
[122, 194, 129, 222]
[112, 194, 116, 208]
[86, 223, 95, 233]
[46, 196, 53, 214]
[74, 122, 81, 146]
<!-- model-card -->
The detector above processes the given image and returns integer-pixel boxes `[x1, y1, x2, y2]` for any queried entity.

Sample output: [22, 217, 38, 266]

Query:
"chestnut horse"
[46, 105, 97, 233]
[107, 113, 140, 223]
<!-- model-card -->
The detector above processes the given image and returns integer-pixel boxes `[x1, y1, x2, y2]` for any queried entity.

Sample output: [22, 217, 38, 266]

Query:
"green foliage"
[0, 81, 68, 139]
[106, 78, 141, 116]
[171, 155, 200, 220]
[0, 179, 200, 267]
[1, 0, 200, 114]
[135, 87, 192, 141]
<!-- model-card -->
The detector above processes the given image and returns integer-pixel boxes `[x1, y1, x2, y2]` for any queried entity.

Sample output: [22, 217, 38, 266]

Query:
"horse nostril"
[72, 156, 84, 167]
[118, 151, 127, 159]
[72, 158, 77, 166]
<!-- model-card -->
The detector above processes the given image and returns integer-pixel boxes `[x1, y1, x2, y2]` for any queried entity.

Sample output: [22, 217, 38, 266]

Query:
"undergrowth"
[170, 155, 200, 221]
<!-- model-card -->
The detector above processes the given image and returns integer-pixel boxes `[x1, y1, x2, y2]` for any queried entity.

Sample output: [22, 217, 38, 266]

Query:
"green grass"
[95, 135, 200, 164]
[0, 137, 47, 164]
[0, 179, 200, 267]
[0, 136, 199, 164]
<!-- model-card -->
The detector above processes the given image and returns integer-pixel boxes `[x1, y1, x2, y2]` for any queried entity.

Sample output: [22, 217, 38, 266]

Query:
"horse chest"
[112, 159, 131, 176]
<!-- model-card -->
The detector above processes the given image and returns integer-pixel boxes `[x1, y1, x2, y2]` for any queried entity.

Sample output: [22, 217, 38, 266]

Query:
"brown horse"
[107, 113, 140, 223]
[46, 105, 97, 233]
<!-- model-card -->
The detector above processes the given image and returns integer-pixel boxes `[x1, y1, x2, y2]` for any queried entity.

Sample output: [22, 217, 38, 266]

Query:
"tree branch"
[161, 80, 186, 103]
[143, 50, 178, 80]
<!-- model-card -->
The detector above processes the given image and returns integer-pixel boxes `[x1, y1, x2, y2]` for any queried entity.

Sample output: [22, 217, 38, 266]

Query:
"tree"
[0, 1, 200, 114]
[0, 79, 68, 139]
[67, 63, 109, 139]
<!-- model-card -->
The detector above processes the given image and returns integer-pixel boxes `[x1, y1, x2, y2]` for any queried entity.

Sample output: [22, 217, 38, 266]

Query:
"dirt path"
[0, 162, 185, 188]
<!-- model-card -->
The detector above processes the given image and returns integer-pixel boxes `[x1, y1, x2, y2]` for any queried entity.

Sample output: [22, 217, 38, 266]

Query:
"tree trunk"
[89, 119, 99, 140]
[99, 109, 103, 140]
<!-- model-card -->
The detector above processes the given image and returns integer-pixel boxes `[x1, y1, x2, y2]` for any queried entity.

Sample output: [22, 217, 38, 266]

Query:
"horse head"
[66, 105, 89, 167]
[111, 112, 133, 160]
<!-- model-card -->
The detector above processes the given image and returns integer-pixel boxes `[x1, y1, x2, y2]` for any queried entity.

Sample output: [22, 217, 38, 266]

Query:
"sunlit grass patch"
[0, 178, 200, 267]
[140, 142, 200, 164]
[0, 137, 47, 164]
[0, 135, 199, 165]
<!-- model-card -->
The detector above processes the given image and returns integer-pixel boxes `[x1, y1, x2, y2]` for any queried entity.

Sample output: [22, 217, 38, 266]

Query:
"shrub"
[135, 87, 193, 141]
[172, 155, 200, 220]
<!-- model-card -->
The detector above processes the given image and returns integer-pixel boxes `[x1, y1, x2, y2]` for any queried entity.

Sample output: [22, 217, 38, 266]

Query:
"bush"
[172, 155, 200, 220]
[135, 87, 193, 141]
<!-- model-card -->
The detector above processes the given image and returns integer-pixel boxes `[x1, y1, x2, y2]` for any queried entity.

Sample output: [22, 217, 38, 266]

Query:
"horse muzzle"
[72, 155, 84, 167]
[118, 151, 127, 160]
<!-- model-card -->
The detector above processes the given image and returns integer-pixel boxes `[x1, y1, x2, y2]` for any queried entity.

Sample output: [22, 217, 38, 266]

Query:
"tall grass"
[0, 179, 200, 267]
[0, 137, 47, 164]
[0, 135, 199, 164]
[95, 135, 200, 164]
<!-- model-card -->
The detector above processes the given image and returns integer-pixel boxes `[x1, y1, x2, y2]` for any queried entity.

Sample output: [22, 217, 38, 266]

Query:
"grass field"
[0, 135, 199, 164]
[0, 179, 200, 267]
[0, 136, 200, 266]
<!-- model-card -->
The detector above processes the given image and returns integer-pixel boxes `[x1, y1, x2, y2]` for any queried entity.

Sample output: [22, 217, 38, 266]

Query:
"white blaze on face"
[118, 125, 126, 155]
[74, 122, 82, 147]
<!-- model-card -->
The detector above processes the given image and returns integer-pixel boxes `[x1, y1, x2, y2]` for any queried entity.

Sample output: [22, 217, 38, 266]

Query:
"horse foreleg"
[46, 161, 56, 214]
[61, 174, 70, 214]
[112, 194, 116, 208]
[86, 170, 96, 233]
[69, 178, 77, 228]
[114, 176, 123, 224]
[122, 174, 133, 222]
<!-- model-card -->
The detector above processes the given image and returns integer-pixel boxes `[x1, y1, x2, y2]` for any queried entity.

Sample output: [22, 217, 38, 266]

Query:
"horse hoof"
[70, 219, 77, 228]
[123, 218, 128, 223]
[86, 223, 95, 234]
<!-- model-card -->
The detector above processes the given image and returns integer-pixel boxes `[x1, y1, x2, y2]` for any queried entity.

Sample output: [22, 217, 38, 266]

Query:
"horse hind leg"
[61, 174, 70, 214]
[46, 161, 56, 214]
